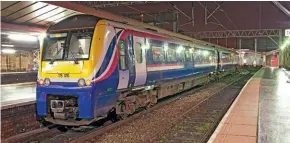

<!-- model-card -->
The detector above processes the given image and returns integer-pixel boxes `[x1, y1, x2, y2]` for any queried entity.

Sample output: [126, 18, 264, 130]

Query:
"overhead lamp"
[2, 48, 16, 54]
[8, 34, 38, 42]
[1, 44, 14, 47]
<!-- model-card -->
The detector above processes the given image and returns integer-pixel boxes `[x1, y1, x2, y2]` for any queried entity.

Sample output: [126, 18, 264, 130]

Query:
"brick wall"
[1, 103, 41, 139]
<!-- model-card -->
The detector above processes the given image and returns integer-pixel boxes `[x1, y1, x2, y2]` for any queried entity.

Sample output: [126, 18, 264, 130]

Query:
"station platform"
[1, 82, 36, 107]
[208, 67, 290, 143]
[1, 71, 37, 85]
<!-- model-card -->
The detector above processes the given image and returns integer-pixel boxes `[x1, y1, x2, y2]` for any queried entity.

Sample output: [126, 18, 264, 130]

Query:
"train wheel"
[37, 116, 52, 127]
[41, 121, 51, 127]
[107, 107, 118, 123]
[57, 126, 68, 132]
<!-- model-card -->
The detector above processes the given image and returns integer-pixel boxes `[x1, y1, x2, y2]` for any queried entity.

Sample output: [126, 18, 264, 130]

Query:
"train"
[236, 49, 263, 66]
[36, 14, 239, 126]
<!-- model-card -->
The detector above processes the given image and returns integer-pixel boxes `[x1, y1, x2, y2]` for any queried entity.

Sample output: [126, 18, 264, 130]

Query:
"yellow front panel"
[39, 20, 108, 79]
[43, 61, 84, 74]
[88, 20, 107, 77]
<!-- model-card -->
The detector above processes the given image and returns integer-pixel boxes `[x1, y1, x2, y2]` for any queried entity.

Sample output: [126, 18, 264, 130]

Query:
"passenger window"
[119, 40, 127, 70]
[194, 48, 203, 64]
[185, 48, 192, 62]
[135, 42, 143, 63]
[176, 51, 185, 63]
[166, 46, 177, 62]
[152, 45, 165, 63]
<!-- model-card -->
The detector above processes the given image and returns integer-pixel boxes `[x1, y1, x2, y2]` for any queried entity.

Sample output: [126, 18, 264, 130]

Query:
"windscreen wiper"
[49, 45, 64, 65]
[67, 48, 79, 64]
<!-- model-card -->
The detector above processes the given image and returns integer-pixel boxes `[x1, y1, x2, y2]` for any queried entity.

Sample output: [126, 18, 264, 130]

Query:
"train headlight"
[44, 78, 50, 86]
[78, 78, 85, 87]
[85, 80, 91, 86]
[39, 79, 44, 85]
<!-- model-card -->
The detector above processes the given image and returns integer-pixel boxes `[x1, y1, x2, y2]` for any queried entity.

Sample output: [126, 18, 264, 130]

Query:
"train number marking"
[58, 73, 70, 78]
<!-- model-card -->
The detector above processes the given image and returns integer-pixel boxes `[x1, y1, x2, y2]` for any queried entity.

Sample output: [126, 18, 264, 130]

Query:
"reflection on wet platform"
[1, 83, 36, 106]
[258, 68, 290, 143]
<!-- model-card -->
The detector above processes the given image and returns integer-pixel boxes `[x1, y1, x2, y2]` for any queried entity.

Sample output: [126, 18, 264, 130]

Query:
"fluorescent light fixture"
[8, 34, 38, 42]
[1, 44, 14, 47]
[2, 48, 16, 54]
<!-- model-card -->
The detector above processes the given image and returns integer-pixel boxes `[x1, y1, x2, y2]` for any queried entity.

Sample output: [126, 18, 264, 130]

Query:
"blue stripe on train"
[146, 65, 217, 85]
[95, 30, 123, 78]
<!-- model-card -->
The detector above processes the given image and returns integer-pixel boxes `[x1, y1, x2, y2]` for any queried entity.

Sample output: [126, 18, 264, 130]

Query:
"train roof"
[47, 14, 237, 54]
[104, 19, 237, 54]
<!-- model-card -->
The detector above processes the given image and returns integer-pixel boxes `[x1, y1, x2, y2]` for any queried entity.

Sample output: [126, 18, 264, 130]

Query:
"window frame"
[42, 28, 94, 61]
[151, 44, 165, 64]
[42, 33, 68, 61]
[135, 42, 143, 64]
[119, 39, 128, 70]
[65, 29, 94, 61]
[185, 47, 192, 62]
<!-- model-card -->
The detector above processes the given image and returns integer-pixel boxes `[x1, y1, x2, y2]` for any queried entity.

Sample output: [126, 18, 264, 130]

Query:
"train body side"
[36, 14, 239, 126]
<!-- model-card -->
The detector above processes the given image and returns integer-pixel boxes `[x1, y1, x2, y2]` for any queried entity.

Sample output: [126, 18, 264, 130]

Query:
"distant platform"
[1, 82, 36, 107]
[208, 67, 290, 143]
[1, 71, 37, 84]
[0, 71, 37, 75]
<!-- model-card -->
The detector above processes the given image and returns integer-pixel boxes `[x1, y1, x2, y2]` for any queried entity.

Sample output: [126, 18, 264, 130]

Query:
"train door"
[214, 50, 218, 71]
[217, 50, 221, 71]
[117, 30, 136, 89]
[133, 36, 147, 87]
[127, 34, 136, 88]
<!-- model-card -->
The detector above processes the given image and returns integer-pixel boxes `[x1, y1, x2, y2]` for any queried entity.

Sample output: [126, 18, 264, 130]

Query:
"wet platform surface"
[258, 68, 290, 143]
[209, 67, 290, 143]
[1, 83, 36, 107]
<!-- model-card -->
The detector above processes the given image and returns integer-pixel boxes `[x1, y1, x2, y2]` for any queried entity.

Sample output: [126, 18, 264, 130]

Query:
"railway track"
[2, 68, 258, 143]
[3, 80, 208, 143]
[151, 70, 256, 143]
[42, 80, 212, 143]
[2, 124, 60, 143]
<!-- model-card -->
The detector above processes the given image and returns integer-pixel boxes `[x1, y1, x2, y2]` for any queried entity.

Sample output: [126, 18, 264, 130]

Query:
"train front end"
[36, 15, 103, 126]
